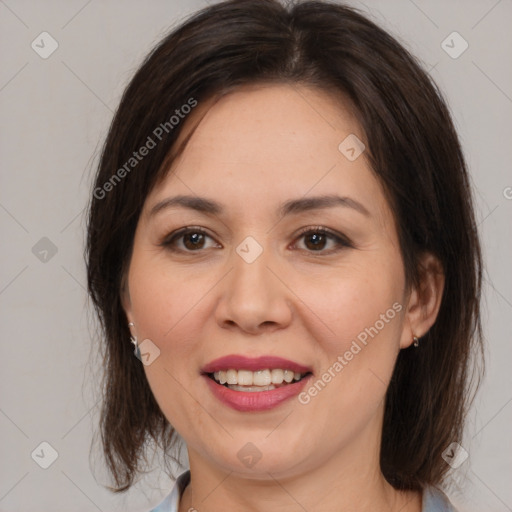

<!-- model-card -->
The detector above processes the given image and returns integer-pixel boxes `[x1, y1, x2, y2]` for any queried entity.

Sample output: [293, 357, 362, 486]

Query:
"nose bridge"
[230, 236, 276, 301]
[214, 233, 292, 332]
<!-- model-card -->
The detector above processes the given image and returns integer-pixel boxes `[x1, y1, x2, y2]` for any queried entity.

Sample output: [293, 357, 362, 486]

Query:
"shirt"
[149, 470, 457, 512]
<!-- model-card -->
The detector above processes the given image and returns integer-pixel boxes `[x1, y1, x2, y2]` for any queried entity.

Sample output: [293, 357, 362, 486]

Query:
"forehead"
[175, 83, 359, 167]
[145, 83, 387, 222]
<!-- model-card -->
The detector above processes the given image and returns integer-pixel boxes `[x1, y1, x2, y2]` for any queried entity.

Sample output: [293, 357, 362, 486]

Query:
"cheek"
[297, 259, 405, 407]
[295, 259, 404, 345]
[128, 253, 209, 344]
[296, 270, 404, 425]
[127, 256, 212, 431]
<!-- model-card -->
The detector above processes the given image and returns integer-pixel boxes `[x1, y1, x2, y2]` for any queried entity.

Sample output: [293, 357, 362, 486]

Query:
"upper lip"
[201, 355, 313, 374]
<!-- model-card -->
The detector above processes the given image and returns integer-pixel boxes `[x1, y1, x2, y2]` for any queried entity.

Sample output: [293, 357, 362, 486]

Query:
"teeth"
[213, 369, 305, 386]
[227, 384, 276, 392]
[284, 370, 295, 383]
[238, 370, 253, 386]
[271, 369, 284, 384]
[226, 369, 237, 385]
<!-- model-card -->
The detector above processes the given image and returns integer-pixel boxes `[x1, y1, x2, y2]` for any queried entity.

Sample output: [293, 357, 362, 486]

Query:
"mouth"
[206, 369, 313, 392]
[200, 354, 314, 400]
[202, 368, 313, 412]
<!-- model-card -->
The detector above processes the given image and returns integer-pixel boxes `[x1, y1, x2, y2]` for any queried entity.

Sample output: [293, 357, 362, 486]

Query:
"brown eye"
[182, 231, 206, 250]
[294, 227, 352, 254]
[303, 232, 328, 251]
[162, 227, 219, 252]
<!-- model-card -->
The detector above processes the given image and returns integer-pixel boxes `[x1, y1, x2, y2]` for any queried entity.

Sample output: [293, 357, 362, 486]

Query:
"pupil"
[306, 233, 325, 250]
[184, 232, 204, 250]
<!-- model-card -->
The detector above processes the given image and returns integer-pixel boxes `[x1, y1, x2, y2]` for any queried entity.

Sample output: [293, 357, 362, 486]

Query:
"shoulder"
[422, 486, 458, 512]
[148, 470, 191, 512]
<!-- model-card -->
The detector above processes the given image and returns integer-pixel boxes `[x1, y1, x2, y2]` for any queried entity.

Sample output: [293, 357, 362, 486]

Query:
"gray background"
[1, 0, 511, 511]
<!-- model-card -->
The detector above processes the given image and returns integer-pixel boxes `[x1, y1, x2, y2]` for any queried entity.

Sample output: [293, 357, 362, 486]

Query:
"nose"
[214, 244, 293, 335]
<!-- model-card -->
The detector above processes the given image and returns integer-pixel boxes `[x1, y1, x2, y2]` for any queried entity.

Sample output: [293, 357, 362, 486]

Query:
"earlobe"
[401, 253, 445, 349]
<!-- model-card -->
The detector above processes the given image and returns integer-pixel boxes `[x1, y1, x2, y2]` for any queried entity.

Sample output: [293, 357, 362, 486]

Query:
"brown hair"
[86, 0, 483, 493]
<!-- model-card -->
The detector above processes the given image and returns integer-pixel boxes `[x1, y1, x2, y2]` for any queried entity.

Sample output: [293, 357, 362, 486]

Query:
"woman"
[86, 1, 483, 510]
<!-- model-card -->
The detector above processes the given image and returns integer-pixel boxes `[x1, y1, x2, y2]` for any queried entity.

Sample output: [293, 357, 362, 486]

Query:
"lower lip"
[203, 374, 312, 412]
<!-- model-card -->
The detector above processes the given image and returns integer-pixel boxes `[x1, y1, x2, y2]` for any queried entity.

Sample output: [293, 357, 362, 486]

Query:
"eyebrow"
[149, 194, 370, 218]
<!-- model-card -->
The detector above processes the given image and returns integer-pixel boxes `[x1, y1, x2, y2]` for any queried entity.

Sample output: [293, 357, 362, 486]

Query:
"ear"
[400, 252, 445, 349]
[120, 273, 134, 324]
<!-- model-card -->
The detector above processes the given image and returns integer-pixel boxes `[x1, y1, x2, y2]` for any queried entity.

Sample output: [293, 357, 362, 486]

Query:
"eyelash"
[161, 225, 353, 255]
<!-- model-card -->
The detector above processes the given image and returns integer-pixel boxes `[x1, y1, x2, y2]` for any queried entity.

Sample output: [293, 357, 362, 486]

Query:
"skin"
[123, 83, 444, 512]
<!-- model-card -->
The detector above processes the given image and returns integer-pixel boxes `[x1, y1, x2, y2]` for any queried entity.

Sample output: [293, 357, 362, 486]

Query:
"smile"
[201, 354, 314, 411]
[209, 369, 310, 390]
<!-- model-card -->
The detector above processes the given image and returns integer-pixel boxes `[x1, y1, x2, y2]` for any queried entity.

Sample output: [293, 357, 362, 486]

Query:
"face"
[124, 83, 415, 479]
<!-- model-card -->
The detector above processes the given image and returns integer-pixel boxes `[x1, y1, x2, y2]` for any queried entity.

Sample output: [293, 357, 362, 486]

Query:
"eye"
[161, 225, 352, 254]
[292, 226, 352, 253]
[161, 227, 220, 252]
